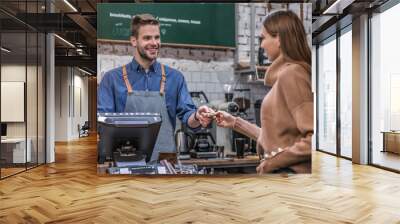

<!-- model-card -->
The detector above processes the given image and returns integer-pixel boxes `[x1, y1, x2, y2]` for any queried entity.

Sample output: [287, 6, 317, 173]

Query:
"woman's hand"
[256, 160, 269, 174]
[215, 111, 236, 128]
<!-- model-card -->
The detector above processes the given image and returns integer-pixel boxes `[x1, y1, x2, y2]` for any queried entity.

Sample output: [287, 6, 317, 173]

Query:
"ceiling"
[311, 0, 390, 44]
[0, 0, 97, 74]
[0, 0, 168, 74]
[1, 0, 395, 73]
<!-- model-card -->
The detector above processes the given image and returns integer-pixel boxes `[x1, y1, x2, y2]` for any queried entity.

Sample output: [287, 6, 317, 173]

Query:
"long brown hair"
[263, 10, 311, 71]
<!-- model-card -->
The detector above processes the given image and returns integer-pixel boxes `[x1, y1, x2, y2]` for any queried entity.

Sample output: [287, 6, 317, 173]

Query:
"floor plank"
[0, 135, 399, 223]
[372, 150, 400, 171]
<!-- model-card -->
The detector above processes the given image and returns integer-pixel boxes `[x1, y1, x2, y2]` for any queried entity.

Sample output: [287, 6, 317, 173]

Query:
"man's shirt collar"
[131, 57, 159, 73]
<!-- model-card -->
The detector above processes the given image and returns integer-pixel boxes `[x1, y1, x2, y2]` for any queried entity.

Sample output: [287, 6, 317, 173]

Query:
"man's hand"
[196, 105, 215, 128]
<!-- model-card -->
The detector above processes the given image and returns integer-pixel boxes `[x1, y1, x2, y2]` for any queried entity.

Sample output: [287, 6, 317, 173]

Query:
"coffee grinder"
[215, 91, 239, 157]
[231, 88, 254, 157]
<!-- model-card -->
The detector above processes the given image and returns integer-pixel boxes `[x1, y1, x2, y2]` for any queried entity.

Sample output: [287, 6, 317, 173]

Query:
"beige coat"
[233, 55, 313, 173]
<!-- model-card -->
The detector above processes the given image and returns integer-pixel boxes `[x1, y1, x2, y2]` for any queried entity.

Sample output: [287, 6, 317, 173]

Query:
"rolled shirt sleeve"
[175, 73, 197, 129]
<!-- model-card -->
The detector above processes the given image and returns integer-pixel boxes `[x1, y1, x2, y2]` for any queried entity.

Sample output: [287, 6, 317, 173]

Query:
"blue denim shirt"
[97, 58, 196, 130]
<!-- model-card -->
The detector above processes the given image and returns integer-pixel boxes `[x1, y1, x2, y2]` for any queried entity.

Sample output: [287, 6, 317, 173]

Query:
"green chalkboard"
[97, 3, 235, 48]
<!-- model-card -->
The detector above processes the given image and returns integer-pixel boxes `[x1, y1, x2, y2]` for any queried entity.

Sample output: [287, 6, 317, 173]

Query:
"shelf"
[235, 66, 268, 72]
[256, 65, 270, 71]
[234, 62, 270, 84]
[246, 79, 265, 84]
[235, 61, 270, 72]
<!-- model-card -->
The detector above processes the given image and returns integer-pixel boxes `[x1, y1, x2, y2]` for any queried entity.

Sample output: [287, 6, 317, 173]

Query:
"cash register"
[97, 112, 162, 174]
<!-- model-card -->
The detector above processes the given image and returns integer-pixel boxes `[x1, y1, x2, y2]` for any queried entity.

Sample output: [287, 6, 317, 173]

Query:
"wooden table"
[381, 131, 400, 154]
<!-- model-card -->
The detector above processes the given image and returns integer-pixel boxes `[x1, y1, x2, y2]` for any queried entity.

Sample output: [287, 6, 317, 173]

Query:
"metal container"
[175, 129, 190, 154]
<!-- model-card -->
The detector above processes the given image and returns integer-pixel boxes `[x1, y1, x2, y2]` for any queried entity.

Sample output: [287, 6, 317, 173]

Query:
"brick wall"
[237, 3, 312, 63]
[98, 47, 268, 120]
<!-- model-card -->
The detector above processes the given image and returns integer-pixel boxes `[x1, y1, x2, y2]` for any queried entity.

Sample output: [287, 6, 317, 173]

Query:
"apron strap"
[122, 65, 133, 94]
[122, 63, 165, 95]
[160, 64, 166, 96]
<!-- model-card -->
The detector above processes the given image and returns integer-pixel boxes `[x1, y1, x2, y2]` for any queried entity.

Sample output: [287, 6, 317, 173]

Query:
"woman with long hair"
[216, 10, 313, 174]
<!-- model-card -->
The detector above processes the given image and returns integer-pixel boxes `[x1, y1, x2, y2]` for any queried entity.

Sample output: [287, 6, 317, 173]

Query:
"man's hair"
[131, 13, 159, 37]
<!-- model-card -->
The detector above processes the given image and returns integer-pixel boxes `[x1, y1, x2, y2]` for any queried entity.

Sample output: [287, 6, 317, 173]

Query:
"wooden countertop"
[180, 155, 260, 169]
[97, 155, 260, 174]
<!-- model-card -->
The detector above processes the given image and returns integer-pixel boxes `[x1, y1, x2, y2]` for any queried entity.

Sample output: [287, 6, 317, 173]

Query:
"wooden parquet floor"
[1, 135, 400, 223]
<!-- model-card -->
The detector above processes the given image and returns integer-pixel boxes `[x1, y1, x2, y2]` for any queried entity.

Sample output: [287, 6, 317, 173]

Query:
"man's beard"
[137, 45, 158, 62]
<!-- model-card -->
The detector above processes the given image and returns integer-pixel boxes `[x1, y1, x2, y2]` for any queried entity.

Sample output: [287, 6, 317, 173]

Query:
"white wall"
[1, 64, 46, 163]
[1, 65, 26, 82]
[54, 67, 89, 141]
[1, 65, 25, 140]
[1, 65, 30, 138]
[72, 73, 89, 138]
[55, 67, 68, 141]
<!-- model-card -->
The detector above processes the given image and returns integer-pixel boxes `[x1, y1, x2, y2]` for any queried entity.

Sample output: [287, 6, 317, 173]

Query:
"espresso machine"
[189, 130, 217, 159]
[176, 91, 218, 159]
